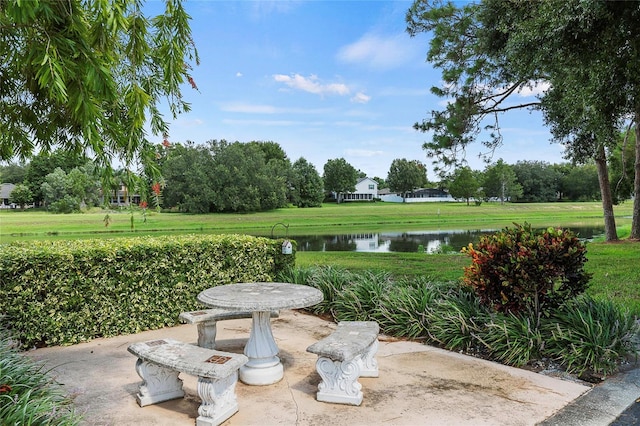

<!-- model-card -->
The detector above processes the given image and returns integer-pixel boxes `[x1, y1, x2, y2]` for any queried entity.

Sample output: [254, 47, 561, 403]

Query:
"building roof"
[0, 183, 16, 199]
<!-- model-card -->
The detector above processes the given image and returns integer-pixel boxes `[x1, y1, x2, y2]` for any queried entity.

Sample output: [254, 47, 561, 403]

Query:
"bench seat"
[128, 338, 248, 426]
[306, 321, 379, 405]
[179, 308, 278, 349]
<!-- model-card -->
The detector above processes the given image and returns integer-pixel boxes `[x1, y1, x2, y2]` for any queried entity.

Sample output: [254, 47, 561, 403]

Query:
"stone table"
[197, 282, 323, 385]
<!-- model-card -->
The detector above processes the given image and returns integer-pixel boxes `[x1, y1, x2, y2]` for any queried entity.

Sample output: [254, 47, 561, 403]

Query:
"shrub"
[333, 271, 393, 322]
[478, 312, 545, 367]
[377, 280, 434, 339]
[543, 296, 639, 377]
[462, 222, 591, 317]
[0, 234, 292, 348]
[0, 331, 80, 424]
[426, 287, 491, 352]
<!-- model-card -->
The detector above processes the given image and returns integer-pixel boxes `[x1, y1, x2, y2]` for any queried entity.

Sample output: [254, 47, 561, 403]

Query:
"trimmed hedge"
[0, 234, 295, 348]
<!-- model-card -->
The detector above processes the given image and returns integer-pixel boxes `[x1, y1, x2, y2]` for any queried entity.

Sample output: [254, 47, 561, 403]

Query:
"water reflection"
[291, 226, 605, 253]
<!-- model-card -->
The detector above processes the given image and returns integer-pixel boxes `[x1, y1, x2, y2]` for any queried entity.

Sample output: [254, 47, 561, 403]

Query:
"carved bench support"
[306, 321, 380, 406]
[315, 356, 363, 405]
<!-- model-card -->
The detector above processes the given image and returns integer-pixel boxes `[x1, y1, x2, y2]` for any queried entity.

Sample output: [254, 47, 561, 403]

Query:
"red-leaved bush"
[462, 222, 591, 316]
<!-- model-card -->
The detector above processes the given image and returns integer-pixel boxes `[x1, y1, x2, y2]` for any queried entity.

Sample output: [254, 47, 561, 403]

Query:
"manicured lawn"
[0, 201, 633, 242]
[2, 201, 638, 315]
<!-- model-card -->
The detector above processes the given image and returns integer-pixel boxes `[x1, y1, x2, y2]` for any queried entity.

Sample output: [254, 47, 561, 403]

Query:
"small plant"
[479, 311, 545, 367]
[426, 287, 491, 352]
[333, 271, 392, 322]
[462, 222, 591, 320]
[543, 296, 639, 377]
[0, 331, 80, 424]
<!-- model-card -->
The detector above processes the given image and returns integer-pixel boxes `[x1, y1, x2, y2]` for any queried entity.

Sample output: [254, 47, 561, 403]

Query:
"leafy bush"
[479, 312, 545, 367]
[543, 296, 639, 377]
[0, 331, 80, 424]
[279, 265, 637, 376]
[426, 287, 491, 352]
[333, 271, 393, 322]
[462, 222, 591, 316]
[0, 235, 293, 348]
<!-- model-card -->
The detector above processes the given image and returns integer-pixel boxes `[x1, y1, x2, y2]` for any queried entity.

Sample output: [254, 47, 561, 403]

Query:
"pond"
[287, 226, 605, 253]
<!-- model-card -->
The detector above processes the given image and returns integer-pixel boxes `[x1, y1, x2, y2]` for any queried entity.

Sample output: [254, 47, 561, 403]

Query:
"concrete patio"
[25, 309, 635, 425]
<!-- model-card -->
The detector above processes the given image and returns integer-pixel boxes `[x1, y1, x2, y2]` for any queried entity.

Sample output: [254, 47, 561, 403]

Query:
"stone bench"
[179, 308, 279, 349]
[127, 338, 248, 426]
[306, 321, 379, 406]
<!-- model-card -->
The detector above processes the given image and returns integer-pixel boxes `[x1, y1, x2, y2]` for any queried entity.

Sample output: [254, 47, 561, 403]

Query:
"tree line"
[2, 141, 629, 213]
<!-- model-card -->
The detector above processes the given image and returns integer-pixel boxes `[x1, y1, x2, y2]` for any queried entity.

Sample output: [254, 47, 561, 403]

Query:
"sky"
[149, 0, 566, 181]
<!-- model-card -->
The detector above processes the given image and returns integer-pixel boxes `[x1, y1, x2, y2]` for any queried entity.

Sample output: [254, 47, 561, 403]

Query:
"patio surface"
[26, 309, 638, 426]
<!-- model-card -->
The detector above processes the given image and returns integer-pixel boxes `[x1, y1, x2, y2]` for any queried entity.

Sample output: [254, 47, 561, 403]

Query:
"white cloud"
[337, 33, 415, 69]
[221, 102, 334, 115]
[517, 80, 551, 97]
[345, 149, 385, 157]
[222, 118, 298, 126]
[351, 92, 371, 104]
[273, 73, 350, 96]
[236, 72, 243, 77]
[222, 103, 279, 114]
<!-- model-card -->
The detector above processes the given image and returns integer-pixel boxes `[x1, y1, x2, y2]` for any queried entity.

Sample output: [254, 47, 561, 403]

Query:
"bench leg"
[197, 321, 218, 349]
[314, 356, 363, 406]
[134, 359, 184, 407]
[356, 339, 379, 378]
[196, 373, 240, 426]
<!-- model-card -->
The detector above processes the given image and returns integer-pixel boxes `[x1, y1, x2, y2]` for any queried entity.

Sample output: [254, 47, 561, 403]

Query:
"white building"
[338, 177, 378, 202]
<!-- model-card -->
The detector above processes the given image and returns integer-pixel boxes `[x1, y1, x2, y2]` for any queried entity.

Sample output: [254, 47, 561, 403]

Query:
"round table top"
[197, 282, 323, 311]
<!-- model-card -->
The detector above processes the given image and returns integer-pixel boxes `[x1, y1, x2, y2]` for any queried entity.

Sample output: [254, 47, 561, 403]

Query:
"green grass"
[0, 201, 633, 242]
[2, 201, 638, 315]
[297, 241, 640, 316]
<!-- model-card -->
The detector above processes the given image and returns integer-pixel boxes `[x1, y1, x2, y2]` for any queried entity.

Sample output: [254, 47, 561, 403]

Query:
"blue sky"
[153, 0, 566, 180]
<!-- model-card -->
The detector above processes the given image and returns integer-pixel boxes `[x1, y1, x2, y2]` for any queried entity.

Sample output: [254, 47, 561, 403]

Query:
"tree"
[406, 0, 640, 241]
[0, 162, 26, 184]
[41, 164, 100, 213]
[387, 158, 429, 202]
[482, 160, 522, 204]
[22, 151, 87, 206]
[161, 142, 216, 213]
[290, 158, 324, 208]
[447, 167, 480, 206]
[8, 184, 32, 209]
[561, 164, 600, 202]
[323, 158, 358, 203]
[512, 161, 560, 203]
[609, 128, 637, 204]
[1, 0, 199, 180]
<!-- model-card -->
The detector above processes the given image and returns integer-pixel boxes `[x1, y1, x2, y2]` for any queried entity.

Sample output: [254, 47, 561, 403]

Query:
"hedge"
[0, 234, 295, 348]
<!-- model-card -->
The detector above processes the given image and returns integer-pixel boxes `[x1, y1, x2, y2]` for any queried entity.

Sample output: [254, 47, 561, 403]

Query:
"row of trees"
[2, 143, 624, 213]
[406, 0, 640, 241]
[446, 160, 604, 205]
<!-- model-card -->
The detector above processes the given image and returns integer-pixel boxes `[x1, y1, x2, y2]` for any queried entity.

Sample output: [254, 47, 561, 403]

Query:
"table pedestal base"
[240, 362, 283, 385]
[241, 310, 284, 385]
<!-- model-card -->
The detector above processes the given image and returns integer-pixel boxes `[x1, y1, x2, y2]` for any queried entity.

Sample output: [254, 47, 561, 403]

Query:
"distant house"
[0, 183, 16, 208]
[339, 177, 378, 202]
[379, 187, 454, 203]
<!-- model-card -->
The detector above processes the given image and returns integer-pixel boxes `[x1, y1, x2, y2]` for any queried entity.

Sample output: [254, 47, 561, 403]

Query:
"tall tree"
[406, 0, 640, 241]
[0, 162, 26, 184]
[482, 159, 522, 204]
[323, 158, 358, 203]
[1, 0, 199, 181]
[386, 158, 428, 202]
[290, 158, 324, 208]
[8, 184, 32, 209]
[22, 150, 87, 206]
[512, 161, 561, 203]
[448, 166, 480, 206]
